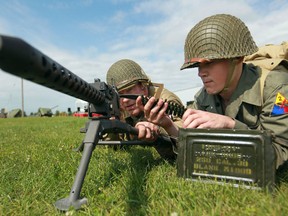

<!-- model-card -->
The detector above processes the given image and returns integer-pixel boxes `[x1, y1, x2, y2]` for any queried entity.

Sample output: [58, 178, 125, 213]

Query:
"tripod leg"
[55, 120, 101, 211]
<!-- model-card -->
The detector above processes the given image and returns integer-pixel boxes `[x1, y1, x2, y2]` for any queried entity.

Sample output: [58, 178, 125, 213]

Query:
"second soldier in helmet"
[106, 59, 183, 161]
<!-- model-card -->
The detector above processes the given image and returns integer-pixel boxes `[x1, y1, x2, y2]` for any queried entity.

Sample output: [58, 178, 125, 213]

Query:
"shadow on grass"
[276, 160, 288, 184]
[124, 147, 163, 216]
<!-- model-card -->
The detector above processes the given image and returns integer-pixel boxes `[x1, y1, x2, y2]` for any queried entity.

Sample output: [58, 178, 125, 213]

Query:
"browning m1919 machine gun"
[0, 34, 154, 211]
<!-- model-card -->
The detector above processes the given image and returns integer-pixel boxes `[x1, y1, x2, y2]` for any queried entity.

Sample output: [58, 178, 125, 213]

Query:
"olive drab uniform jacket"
[108, 83, 183, 161]
[190, 63, 288, 169]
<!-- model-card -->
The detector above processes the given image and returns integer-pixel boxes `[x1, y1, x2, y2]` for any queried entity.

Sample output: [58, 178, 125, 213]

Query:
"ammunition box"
[177, 128, 275, 191]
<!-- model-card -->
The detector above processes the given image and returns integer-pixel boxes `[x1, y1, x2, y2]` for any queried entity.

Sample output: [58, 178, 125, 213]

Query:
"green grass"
[1, 117, 288, 215]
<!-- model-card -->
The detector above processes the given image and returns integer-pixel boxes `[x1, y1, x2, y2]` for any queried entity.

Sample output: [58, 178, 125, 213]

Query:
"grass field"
[1, 117, 288, 215]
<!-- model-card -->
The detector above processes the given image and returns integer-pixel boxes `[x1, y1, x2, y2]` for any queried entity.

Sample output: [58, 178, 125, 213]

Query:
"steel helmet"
[181, 14, 258, 70]
[106, 59, 150, 91]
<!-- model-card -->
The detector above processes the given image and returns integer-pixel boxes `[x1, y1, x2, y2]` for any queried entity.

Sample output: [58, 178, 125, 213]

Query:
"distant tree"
[60, 111, 68, 116]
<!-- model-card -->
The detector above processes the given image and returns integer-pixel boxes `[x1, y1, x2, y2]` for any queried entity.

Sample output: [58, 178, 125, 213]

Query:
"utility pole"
[21, 78, 24, 117]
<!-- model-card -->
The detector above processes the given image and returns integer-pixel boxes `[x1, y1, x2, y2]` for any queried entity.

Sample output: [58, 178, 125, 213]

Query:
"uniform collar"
[200, 63, 261, 118]
[233, 64, 261, 104]
[225, 63, 261, 117]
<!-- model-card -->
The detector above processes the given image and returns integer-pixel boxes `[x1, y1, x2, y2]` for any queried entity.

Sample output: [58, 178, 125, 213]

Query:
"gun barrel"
[0, 35, 105, 105]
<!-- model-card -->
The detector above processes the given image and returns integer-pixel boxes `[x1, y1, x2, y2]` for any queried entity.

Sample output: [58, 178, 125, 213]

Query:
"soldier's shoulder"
[161, 88, 183, 103]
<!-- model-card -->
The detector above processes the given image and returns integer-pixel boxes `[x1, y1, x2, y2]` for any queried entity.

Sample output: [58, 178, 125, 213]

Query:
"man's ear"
[143, 86, 149, 96]
[140, 83, 149, 95]
[237, 57, 244, 63]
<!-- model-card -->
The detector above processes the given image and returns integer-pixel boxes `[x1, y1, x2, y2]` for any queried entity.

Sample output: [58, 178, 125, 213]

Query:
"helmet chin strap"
[218, 59, 237, 95]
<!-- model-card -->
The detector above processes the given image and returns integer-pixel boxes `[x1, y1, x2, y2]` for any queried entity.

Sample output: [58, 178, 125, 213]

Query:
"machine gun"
[0, 34, 154, 211]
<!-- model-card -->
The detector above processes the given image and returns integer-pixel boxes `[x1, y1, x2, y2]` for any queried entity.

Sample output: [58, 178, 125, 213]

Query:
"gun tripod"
[54, 117, 151, 211]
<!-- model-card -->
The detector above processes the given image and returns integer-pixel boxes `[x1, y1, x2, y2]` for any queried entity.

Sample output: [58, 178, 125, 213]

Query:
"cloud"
[110, 10, 127, 23]
[79, 22, 108, 34]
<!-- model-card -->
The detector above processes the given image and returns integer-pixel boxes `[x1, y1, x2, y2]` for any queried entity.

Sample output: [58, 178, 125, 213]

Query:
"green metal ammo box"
[177, 128, 276, 191]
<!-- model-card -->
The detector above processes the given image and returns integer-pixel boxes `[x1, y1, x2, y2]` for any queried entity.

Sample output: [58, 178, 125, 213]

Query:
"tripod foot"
[54, 197, 88, 211]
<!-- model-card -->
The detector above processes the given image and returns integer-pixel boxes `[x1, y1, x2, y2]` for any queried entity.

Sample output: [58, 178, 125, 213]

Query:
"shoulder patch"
[271, 92, 288, 116]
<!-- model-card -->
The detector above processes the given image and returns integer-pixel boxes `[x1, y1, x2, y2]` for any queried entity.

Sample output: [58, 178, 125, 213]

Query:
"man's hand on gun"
[135, 96, 179, 138]
[135, 121, 160, 142]
[134, 96, 236, 140]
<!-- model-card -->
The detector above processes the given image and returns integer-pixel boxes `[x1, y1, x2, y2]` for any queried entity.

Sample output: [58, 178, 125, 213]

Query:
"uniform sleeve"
[234, 120, 250, 129]
[260, 65, 288, 167]
[187, 87, 206, 110]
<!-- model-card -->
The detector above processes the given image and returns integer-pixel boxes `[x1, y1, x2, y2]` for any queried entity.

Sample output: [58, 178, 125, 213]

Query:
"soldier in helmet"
[136, 14, 288, 169]
[106, 59, 183, 160]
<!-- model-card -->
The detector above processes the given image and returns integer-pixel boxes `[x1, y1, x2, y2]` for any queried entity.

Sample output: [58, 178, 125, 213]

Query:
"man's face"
[119, 82, 148, 116]
[197, 59, 230, 95]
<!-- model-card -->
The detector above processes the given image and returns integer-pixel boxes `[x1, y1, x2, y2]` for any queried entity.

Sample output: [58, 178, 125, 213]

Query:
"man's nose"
[121, 97, 130, 103]
[198, 68, 208, 77]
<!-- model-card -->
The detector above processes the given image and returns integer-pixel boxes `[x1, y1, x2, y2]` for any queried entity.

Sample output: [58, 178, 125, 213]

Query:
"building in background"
[74, 99, 88, 117]
[37, 107, 53, 117]
[7, 108, 23, 118]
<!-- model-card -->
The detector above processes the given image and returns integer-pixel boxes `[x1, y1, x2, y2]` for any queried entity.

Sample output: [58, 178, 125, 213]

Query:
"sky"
[0, 0, 288, 114]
